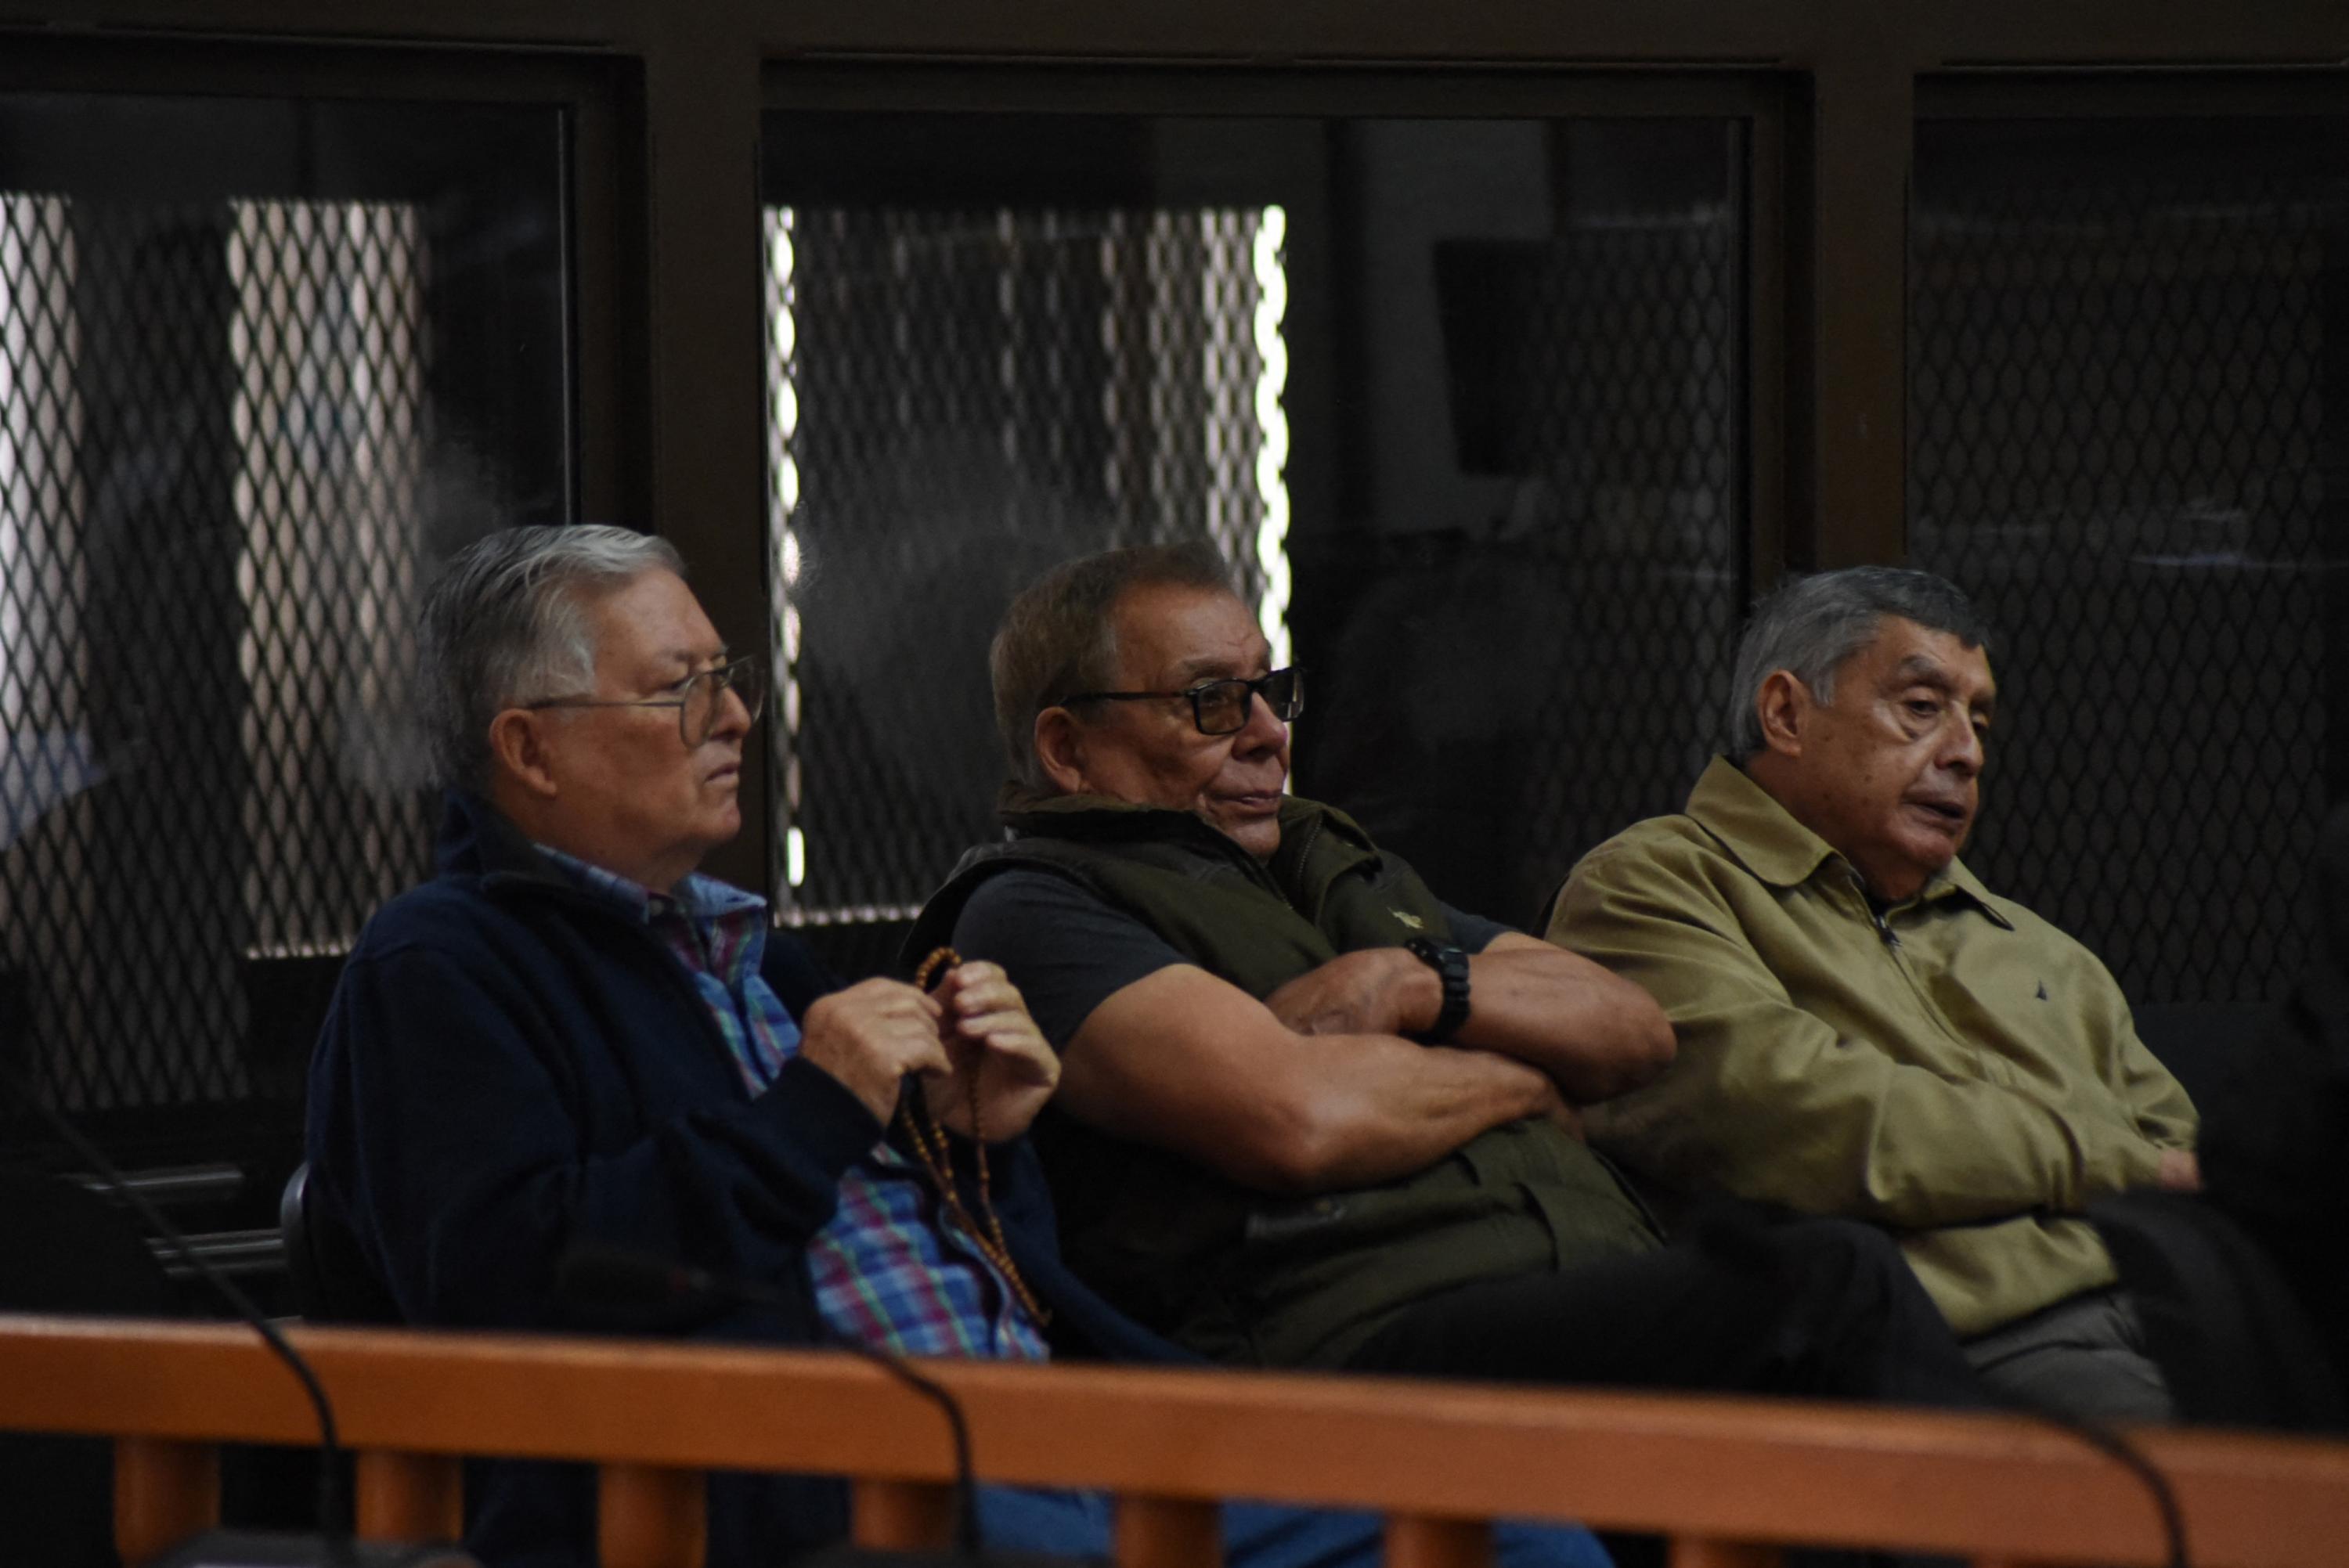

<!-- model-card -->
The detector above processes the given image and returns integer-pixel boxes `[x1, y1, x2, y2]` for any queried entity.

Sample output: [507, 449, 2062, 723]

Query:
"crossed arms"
[1547, 839, 2197, 1227]
[1057, 934, 1674, 1195]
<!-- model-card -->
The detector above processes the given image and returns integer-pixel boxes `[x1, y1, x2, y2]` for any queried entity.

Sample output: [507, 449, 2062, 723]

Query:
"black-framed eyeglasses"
[524, 654, 766, 748]
[1063, 666, 1304, 737]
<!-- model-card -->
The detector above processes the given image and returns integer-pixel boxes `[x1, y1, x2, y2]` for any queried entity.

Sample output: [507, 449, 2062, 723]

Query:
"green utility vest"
[913, 792, 1660, 1369]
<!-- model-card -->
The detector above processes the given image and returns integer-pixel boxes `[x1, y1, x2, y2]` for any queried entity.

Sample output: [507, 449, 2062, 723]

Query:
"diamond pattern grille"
[1307, 214, 1745, 927]
[765, 205, 1278, 923]
[230, 201, 435, 957]
[1911, 124, 2343, 1006]
[0, 193, 434, 1116]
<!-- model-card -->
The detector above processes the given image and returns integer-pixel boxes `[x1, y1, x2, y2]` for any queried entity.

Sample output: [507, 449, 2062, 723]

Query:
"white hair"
[419, 524, 684, 791]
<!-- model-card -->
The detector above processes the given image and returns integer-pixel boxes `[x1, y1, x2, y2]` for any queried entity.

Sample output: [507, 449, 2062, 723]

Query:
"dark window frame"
[753, 63, 1790, 914]
[0, 37, 636, 1166]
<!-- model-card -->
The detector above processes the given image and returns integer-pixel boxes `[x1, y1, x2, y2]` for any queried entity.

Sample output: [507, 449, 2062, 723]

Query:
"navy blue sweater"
[307, 795, 1177, 1566]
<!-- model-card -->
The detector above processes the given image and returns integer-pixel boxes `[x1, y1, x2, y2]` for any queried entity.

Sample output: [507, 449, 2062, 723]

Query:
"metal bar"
[568, 56, 649, 528]
[1918, 67, 2349, 118]
[1804, 54, 1914, 566]
[149, 1228, 286, 1279]
[638, 12, 772, 893]
[764, 63, 1788, 118]
[1744, 95, 1790, 598]
[0, 34, 627, 104]
[74, 1164, 246, 1207]
[10, 0, 2349, 68]
[738, 0, 2349, 66]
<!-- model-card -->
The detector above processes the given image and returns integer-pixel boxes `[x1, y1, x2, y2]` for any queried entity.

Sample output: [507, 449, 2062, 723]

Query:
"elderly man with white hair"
[1550, 566, 2199, 1422]
[308, 524, 1608, 1568]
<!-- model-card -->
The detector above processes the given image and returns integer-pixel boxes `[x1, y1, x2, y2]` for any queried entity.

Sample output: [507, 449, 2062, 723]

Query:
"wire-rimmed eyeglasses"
[1063, 666, 1304, 737]
[524, 655, 766, 747]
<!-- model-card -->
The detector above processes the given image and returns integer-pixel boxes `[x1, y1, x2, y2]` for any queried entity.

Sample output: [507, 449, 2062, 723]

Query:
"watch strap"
[1402, 936, 1472, 1044]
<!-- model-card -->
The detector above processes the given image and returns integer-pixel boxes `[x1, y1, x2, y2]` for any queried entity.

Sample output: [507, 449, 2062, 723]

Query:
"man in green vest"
[1548, 566, 2199, 1421]
[915, 544, 1979, 1404]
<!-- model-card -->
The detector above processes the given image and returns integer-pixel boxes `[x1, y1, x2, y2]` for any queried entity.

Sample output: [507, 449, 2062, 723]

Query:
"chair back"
[279, 1162, 403, 1325]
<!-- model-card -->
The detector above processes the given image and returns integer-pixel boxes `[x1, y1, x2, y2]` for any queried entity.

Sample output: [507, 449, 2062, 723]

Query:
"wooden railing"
[1, 1314, 2345, 1568]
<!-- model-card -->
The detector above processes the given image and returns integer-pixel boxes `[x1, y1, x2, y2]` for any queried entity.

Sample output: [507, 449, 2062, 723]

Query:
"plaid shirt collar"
[529, 842, 769, 928]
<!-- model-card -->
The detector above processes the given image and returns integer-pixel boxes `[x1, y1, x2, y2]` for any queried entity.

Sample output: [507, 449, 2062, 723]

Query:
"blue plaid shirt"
[536, 845, 1048, 1361]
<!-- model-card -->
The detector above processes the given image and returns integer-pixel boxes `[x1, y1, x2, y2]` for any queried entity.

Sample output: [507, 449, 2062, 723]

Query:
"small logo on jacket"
[2034, 981, 2048, 1001]
[1392, 910, 1426, 930]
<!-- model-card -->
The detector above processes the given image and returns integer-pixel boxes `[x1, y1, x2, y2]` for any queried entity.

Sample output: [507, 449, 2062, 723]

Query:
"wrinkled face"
[1064, 585, 1291, 859]
[1779, 617, 1997, 902]
[536, 568, 749, 888]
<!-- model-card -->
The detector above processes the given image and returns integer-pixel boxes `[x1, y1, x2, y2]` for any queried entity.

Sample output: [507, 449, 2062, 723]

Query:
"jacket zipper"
[1849, 870, 1900, 950]
[1848, 868, 1980, 1062]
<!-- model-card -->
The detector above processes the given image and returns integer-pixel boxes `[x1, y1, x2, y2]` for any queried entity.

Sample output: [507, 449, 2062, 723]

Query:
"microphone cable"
[0, 1048, 359, 1559]
[555, 1242, 986, 1558]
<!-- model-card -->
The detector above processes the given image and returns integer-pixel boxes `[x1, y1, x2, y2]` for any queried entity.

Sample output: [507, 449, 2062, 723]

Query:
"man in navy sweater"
[307, 525, 1604, 1568]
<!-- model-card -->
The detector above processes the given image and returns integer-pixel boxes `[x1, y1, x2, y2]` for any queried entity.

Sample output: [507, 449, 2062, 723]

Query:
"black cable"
[3, 1061, 352, 1549]
[554, 1243, 986, 1559]
[1989, 1390, 2190, 1568]
[821, 1331, 984, 1558]
[0, 1051, 356, 1559]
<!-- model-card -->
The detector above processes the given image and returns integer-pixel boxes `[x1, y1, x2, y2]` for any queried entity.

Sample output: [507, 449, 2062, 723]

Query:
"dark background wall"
[2, 1, 2347, 1284]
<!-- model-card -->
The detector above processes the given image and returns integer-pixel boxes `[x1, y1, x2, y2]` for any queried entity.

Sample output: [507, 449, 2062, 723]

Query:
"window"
[0, 90, 568, 1128]
[761, 103, 1752, 935]
[1911, 114, 2348, 1004]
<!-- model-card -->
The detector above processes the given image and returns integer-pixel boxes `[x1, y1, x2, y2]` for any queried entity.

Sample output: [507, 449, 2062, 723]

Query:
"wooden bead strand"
[900, 946, 1050, 1327]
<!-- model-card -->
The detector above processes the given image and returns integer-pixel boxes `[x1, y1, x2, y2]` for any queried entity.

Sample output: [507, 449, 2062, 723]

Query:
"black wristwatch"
[1402, 937, 1472, 1044]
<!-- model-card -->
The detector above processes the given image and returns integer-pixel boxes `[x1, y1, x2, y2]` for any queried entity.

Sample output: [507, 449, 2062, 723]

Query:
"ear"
[1754, 669, 1810, 758]
[487, 709, 562, 800]
[1032, 707, 1091, 795]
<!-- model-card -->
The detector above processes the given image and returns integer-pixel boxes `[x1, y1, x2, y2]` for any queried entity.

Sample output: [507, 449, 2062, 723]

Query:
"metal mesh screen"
[0, 193, 435, 1116]
[1910, 121, 2347, 1007]
[232, 201, 436, 957]
[1304, 173, 1745, 928]
[764, 204, 1284, 923]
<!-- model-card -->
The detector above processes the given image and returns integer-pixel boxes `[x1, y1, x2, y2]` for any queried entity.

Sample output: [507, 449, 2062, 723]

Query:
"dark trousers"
[1344, 1212, 1983, 1409]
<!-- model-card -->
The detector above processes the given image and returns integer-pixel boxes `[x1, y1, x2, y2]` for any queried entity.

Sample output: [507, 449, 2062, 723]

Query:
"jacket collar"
[991, 786, 1382, 894]
[435, 790, 613, 903]
[1685, 756, 2011, 925]
[436, 790, 552, 878]
[995, 784, 1373, 852]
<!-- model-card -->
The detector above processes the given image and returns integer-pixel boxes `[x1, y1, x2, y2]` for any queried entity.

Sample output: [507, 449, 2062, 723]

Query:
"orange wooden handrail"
[0, 1314, 2344, 1567]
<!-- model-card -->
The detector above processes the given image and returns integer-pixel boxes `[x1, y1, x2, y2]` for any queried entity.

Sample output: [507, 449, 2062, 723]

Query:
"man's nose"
[1232, 688, 1289, 753]
[1942, 715, 1984, 777]
[709, 683, 753, 744]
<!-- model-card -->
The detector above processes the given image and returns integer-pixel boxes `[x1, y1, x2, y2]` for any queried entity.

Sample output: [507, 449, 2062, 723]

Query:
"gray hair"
[990, 542, 1238, 791]
[420, 524, 685, 792]
[1726, 566, 1991, 760]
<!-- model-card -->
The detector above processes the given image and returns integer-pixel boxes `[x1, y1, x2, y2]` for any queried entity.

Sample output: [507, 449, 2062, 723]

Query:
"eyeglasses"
[525, 655, 766, 747]
[1063, 666, 1304, 737]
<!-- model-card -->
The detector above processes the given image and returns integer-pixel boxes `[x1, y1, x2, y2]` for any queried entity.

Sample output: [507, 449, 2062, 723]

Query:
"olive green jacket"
[1548, 757, 2197, 1336]
[917, 792, 1658, 1368]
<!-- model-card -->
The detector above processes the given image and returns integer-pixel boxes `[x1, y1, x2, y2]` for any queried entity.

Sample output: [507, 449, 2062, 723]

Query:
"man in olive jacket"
[914, 544, 1983, 1407]
[1550, 566, 2198, 1421]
